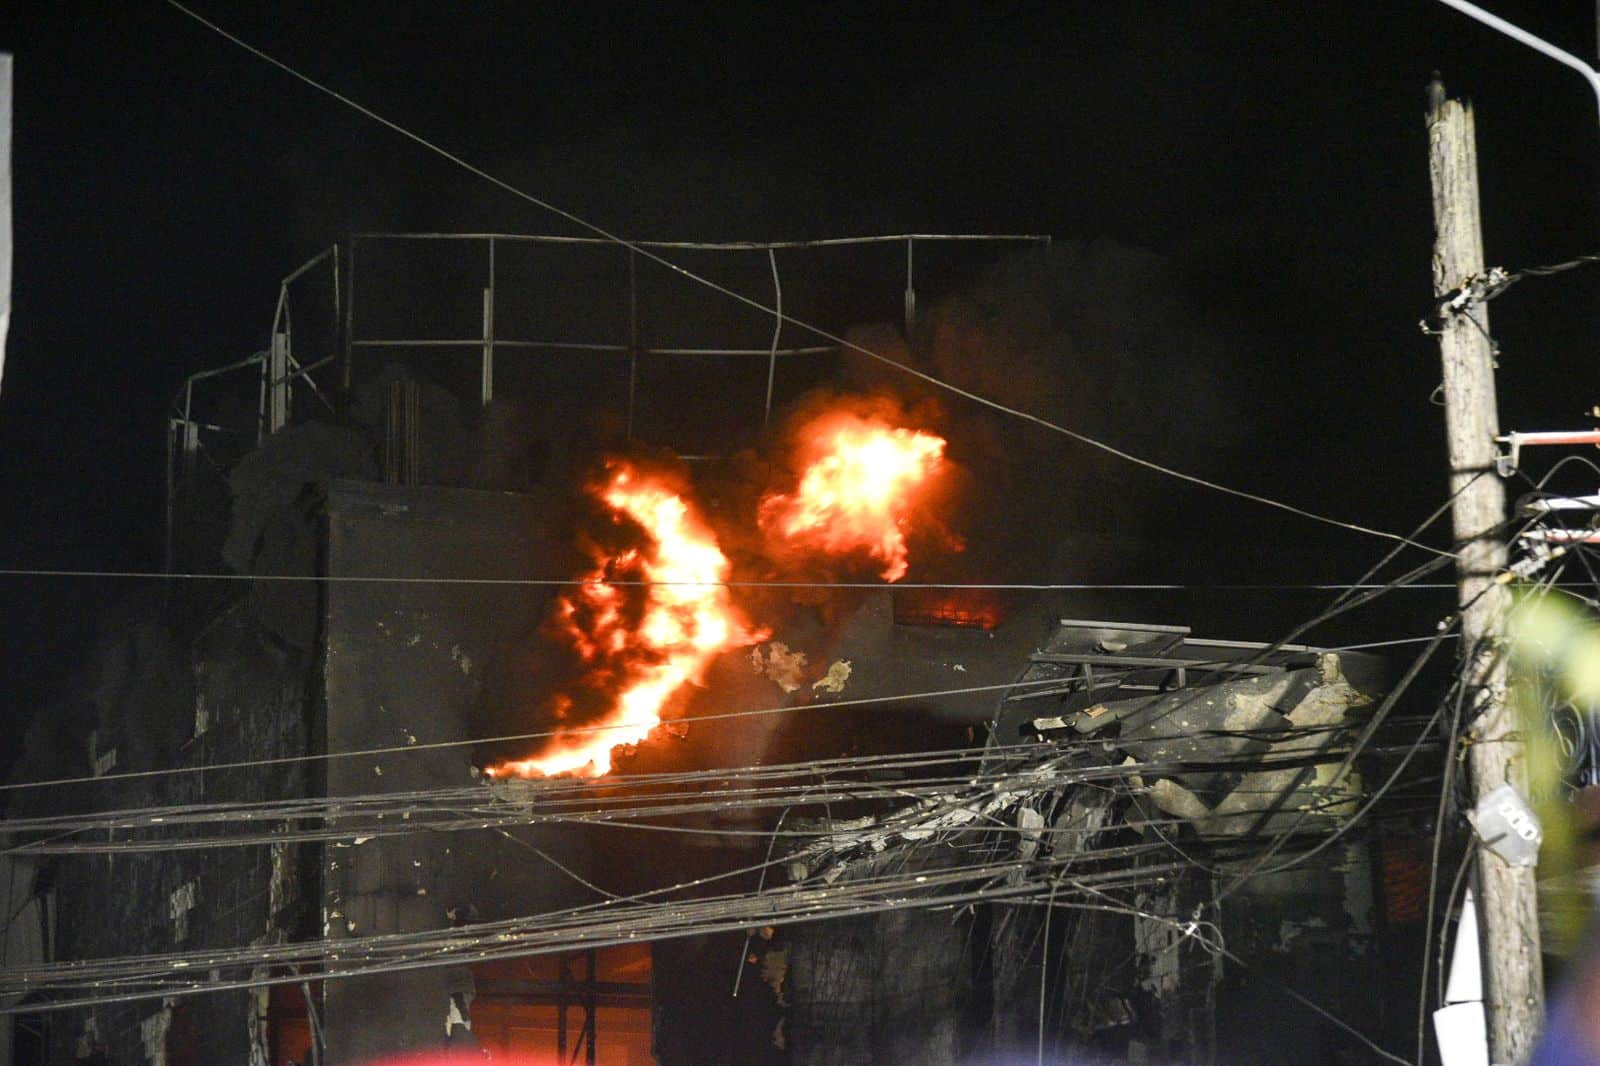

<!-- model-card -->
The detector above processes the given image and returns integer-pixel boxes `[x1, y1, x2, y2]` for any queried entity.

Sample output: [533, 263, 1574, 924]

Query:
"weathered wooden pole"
[1426, 78, 1544, 1064]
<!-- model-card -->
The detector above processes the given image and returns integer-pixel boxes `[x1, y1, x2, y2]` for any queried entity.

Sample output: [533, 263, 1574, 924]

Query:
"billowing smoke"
[831, 239, 1247, 586]
[474, 238, 1251, 771]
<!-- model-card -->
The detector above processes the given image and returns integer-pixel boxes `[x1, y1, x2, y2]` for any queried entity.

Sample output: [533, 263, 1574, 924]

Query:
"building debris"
[139, 1001, 173, 1065]
[811, 659, 852, 694]
[752, 641, 808, 692]
[167, 881, 197, 943]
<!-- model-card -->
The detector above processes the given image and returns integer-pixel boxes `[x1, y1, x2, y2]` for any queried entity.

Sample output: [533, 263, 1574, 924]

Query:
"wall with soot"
[20, 601, 315, 1066]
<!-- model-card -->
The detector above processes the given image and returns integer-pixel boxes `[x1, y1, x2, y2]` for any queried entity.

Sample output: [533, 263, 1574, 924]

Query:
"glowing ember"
[488, 462, 762, 778]
[759, 409, 950, 581]
[893, 588, 1008, 630]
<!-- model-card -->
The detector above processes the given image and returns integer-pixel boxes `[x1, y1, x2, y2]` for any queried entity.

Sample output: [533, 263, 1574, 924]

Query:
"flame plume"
[489, 462, 762, 779]
[759, 408, 951, 582]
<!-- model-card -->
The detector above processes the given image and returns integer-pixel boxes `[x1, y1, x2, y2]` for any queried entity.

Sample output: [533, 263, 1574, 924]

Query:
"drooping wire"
[0, 567, 1477, 591]
[0, 676, 1073, 795]
[3, 732, 1392, 856]
[1418, 660, 1475, 1066]
[158, 0, 1449, 560]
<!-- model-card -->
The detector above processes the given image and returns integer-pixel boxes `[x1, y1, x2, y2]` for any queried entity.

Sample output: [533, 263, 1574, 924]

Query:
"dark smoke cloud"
[832, 239, 1250, 585]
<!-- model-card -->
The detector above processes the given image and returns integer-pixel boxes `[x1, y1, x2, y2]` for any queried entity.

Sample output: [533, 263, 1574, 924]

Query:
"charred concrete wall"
[316, 480, 600, 1065]
[26, 601, 314, 1065]
[1211, 854, 1385, 1065]
[787, 906, 974, 1065]
[20, 477, 606, 1065]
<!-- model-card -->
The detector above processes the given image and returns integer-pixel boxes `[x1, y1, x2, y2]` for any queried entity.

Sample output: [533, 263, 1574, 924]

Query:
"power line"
[1423, 252, 1600, 333]
[1, 725, 1384, 840]
[1017, 495, 1512, 886]
[0, 676, 1077, 794]
[0, 418, 1501, 598]
[0, 566, 1476, 590]
[0, 611, 1426, 799]
[0, 853, 1179, 1013]
[1105, 602, 1457, 883]
[1325, 633, 1461, 651]
[159, 0, 1449, 560]
[0, 566, 1467, 1036]
[3, 542, 1452, 796]
[0, 776, 1418, 1066]
[1418, 661, 1477, 1065]
[6, 735, 1397, 856]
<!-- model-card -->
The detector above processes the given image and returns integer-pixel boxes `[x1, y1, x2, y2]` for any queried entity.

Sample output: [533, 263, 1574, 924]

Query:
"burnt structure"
[783, 621, 1402, 1064]
[2, 233, 1437, 1066]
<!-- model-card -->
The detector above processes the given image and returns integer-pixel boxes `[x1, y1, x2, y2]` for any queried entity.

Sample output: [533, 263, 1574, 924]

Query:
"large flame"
[759, 409, 950, 582]
[489, 462, 762, 778]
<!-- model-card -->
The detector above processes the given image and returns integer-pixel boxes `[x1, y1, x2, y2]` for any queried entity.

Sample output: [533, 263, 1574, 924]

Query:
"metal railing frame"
[341, 231, 1051, 436]
[165, 245, 341, 573]
[166, 231, 1051, 573]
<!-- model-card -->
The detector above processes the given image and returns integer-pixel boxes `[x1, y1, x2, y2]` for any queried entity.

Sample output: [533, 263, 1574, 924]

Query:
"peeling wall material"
[167, 881, 197, 942]
[139, 1003, 172, 1066]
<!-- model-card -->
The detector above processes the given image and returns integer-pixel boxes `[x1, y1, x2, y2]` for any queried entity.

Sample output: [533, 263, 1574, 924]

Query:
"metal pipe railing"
[168, 231, 1047, 571]
[348, 230, 1051, 250]
[341, 232, 1047, 433]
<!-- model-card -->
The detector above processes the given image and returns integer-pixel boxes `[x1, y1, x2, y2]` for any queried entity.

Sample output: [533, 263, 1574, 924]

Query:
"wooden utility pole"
[1426, 78, 1544, 1064]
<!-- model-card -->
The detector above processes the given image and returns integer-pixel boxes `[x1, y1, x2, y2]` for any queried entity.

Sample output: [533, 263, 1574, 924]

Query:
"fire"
[486, 399, 959, 778]
[488, 462, 762, 778]
[893, 588, 1008, 630]
[759, 409, 951, 582]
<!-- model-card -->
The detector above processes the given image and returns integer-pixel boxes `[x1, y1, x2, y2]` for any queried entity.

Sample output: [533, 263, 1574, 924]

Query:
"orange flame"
[489, 462, 762, 779]
[759, 409, 950, 582]
[893, 588, 1008, 630]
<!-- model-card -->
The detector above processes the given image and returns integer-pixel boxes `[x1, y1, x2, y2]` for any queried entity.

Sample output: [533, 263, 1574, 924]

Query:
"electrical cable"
[0, 852, 1181, 1013]
[492, 827, 620, 902]
[1224, 693, 1450, 886]
[22, 9, 1589, 1046]
[1417, 646, 1479, 1065]
[0, 567, 1478, 590]
[3, 735, 1390, 856]
[731, 804, 792, 999]
[4, 618, 1425, 798]
[0, 676, 1075, 795]
[1437, 840, 1479, 1014]
[2, 700, 1447, 1008]
[1089, 535, 1463, 880]
[1056, 499, 1512, 893]
[160, 0, 1449, 560]
[1036, 870, 1063, 1066]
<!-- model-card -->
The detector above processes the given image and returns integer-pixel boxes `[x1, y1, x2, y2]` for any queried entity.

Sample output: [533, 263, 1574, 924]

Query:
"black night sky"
[0, 2, 1598, 783]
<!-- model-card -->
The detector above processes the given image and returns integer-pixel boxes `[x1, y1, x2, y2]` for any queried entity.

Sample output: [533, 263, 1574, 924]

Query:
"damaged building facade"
[2, 234, 1440, 1065]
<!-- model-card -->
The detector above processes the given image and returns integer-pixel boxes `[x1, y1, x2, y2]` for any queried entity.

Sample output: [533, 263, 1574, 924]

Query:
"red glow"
[894, 588, 1008, 630]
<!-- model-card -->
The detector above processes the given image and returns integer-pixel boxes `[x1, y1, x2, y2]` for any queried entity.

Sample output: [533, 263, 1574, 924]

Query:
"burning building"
[1, 232, 1435, 1065]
